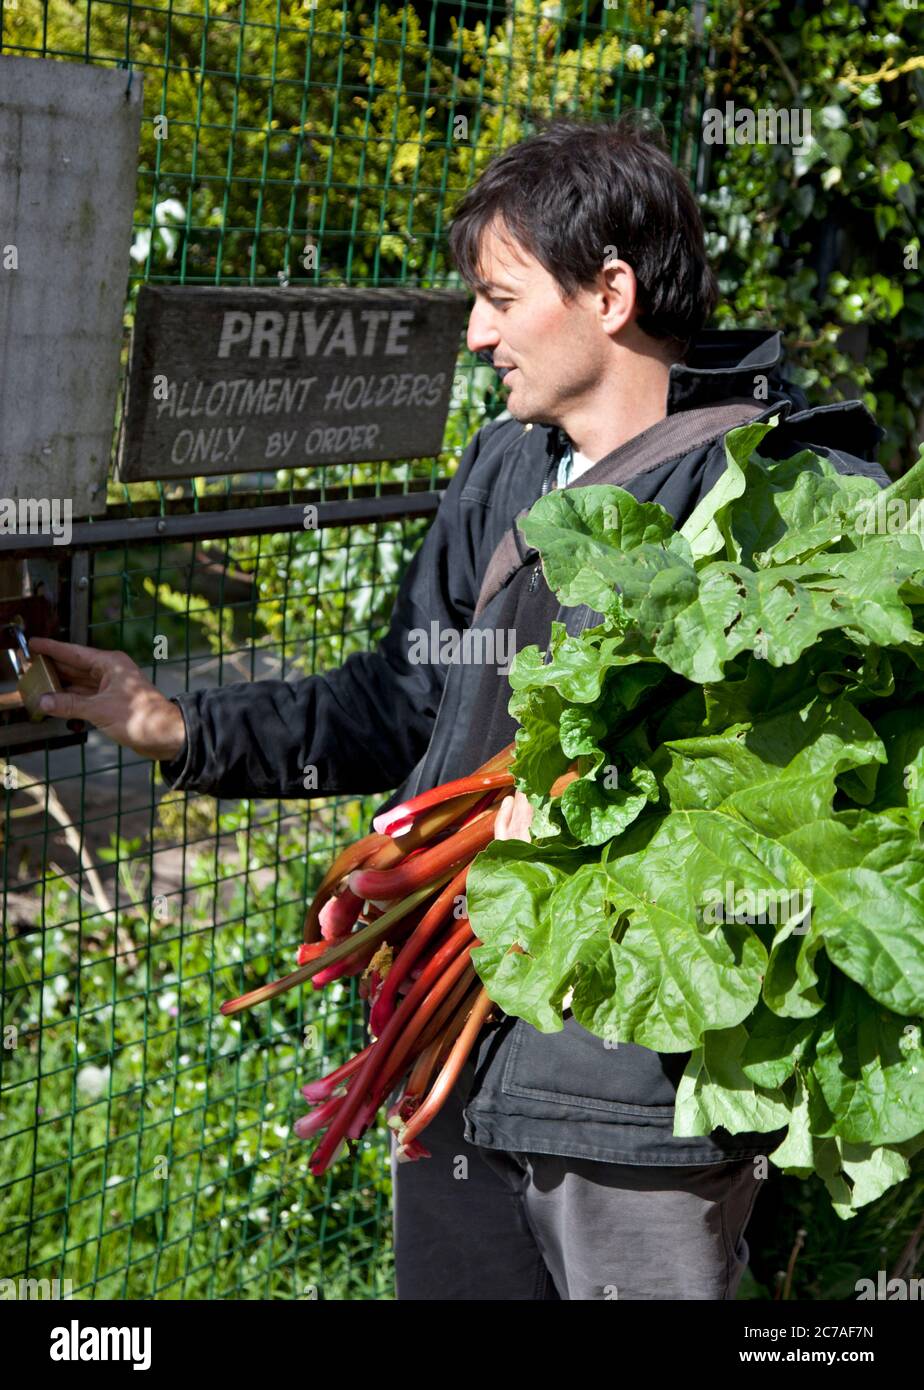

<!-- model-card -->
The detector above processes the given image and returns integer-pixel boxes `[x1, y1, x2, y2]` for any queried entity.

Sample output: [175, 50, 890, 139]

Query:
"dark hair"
[448, 113, 718, 355]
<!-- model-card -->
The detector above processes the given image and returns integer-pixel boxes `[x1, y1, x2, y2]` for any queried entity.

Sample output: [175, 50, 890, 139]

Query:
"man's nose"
[466, 301, 499, 356]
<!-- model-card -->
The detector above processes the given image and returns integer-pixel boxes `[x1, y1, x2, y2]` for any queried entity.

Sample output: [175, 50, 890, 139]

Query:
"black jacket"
[160, 328, 889, 1165]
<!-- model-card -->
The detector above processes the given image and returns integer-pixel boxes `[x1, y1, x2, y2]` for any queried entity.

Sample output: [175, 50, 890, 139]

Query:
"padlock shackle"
[11, 623, 31, 663]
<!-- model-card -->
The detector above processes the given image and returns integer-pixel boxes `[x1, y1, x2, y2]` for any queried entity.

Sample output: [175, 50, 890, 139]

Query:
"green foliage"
[2, 813, 394, 1299]
[702, 0, 924, 473]
[468, 421, 924, 1217]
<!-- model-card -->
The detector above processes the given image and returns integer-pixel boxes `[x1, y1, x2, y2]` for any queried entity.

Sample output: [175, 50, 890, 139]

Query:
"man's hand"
[493, 788, 534, 842]
[27, 637, 187, 762]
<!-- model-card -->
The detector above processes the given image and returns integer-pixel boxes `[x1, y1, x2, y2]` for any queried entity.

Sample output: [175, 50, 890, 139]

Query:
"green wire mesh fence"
[1, 0, 715, 1300]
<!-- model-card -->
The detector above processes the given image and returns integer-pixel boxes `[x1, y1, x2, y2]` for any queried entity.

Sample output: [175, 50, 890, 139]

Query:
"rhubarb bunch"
[221, 743, 526, 1170]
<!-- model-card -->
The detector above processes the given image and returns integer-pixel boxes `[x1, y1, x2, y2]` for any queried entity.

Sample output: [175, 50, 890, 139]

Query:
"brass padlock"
[6, 625, 64, 721]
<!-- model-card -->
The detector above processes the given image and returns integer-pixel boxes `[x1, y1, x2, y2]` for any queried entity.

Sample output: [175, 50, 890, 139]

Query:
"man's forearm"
[158, 651, 441, 801]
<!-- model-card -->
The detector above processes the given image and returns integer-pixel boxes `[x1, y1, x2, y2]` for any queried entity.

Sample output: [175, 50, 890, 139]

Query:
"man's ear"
[597, 258, 637, 337]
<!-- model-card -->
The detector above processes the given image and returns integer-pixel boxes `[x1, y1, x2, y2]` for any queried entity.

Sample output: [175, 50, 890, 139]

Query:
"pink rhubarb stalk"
[396, 986, 496, 1154]
[306, 923, 477, 1172]
[221, 874, 452, 1016]
[294, 1092, 346, 1139]
[368, 864, 469, 1037]
[301, 1044, 373, 1103]
[318, 889, 364, 942]
[348, 805, 502, 902]
[373, 771, 514, 837]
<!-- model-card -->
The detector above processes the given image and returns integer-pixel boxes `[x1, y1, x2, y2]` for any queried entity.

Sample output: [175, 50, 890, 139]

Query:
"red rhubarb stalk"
[410, 965, 479, 1058]
[368, 864, 469, 1036]
[458, 786, 508, 825]
[348, 805, 504, 902]
[302, 744, 514, 943]
[335, 941, 475, 1141]
[373, 771, 515, 837]
[391, 976, 483, 1127]
[361, 940, 475, 1120]
[472, 742, 516, 775]
[301, 1044, 374, 1103]
[301, 837, 427, 945]
[388, 1036, 446, 1127]
[378, 963, 478, 1108]
[397, 987, 496, 1153]
[221, 874, 452, 1016]
[302, 800, 487, 945]
[314, 893, 433, 991]
[302, 831, 394, 943]
[306, 921, 477, 1171]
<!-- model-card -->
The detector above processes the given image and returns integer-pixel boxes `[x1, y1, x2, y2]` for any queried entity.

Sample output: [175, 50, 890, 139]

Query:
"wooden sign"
[0, 56, 143, 517]
[116, 286, 470, 479]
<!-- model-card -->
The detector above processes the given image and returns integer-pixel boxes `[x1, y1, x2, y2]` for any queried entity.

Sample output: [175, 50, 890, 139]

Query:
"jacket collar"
[664, 327, 884, 460]
[539, 326, 882, 464]
[540, 328, 798, 463]
[666, 328, 798, 413]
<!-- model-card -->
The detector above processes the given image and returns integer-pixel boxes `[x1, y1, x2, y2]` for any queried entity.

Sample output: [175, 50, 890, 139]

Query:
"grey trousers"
[390, 1072, 764, 1301]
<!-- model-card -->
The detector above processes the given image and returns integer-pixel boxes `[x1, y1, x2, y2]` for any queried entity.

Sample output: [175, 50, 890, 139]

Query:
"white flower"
[77, 1064, 110, 1099]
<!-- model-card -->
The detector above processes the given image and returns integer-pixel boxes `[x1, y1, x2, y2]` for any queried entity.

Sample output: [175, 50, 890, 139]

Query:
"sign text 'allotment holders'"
[116, 286, 470, 479]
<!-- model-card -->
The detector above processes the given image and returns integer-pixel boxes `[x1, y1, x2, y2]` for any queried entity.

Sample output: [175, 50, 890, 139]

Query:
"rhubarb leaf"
[806, 977, 924, 1145]
[469, 441, 924, 1216]
[673, 1025, 793, 1136]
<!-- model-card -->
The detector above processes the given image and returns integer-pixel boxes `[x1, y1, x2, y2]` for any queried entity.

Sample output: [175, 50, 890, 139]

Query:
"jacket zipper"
[526, 444, 562, 612]
[527, 443, 560, 599]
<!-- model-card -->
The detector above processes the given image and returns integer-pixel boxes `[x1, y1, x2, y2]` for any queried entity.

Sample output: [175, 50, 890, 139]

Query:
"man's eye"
[489, 298, 512, 311]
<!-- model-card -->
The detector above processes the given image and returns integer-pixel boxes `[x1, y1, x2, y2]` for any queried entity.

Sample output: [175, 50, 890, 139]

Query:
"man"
[32, 115, 888, 1300]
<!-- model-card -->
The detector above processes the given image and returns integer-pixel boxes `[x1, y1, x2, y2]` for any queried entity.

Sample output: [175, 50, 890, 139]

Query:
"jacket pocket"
[501, 1014, 689, 1119]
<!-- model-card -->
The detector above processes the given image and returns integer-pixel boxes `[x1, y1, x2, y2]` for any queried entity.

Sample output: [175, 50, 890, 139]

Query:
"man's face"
[464, 217, 611, 428]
